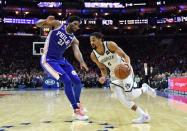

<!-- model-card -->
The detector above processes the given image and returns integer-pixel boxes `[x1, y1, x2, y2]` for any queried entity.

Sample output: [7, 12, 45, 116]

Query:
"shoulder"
[107, 41, 117, 48]
[106, 41, 118, 53]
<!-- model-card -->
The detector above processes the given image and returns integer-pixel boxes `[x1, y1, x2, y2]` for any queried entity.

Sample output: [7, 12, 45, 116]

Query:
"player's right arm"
[35, 16, 61, 29]
[90, 52, 108, 84]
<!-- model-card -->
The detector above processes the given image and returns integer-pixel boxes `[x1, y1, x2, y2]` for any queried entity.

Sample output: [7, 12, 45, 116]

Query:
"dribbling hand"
[99, 76, 106, 84]
[80, 62, 89, 71]
[123, 62, 131, 71]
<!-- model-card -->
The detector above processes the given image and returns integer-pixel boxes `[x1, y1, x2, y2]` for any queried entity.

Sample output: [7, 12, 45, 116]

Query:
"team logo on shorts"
[71, 70, 78, 75]
[125, 83, 131, 90]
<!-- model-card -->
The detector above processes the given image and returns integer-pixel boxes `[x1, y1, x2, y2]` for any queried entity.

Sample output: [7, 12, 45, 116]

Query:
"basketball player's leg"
[41, 61, 79, 109]
[126, 88, 143, 100]
[121, 74, 156, 100]
[42, 61, 88, 120]
[62, 61, 86, 111]
[127, 83, 156, 99]
[141, 83, 156, 97]
[111, 79, 143, 100]
[110, 82, 150, 123]
[61, 61, 88, 117]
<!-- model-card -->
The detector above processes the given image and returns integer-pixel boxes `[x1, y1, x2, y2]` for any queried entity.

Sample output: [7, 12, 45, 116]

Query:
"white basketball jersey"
[93, 41, 134, 91]
[93, 41, 125, 78]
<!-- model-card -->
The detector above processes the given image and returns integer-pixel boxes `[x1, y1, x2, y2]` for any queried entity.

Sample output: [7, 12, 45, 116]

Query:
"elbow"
[35, 19, 45, 27]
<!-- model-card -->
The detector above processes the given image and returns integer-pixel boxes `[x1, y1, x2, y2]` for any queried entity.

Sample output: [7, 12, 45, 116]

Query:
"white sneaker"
[74, 109, 89, 121]
[132, 114, 151, 124]
[142, 83, 156, 97]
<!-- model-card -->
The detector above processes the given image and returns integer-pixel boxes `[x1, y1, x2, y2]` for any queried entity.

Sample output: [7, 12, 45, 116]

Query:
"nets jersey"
[93, 41, 125, 79]
[42, 24, 75, 60]
[93, 41, 134, 91]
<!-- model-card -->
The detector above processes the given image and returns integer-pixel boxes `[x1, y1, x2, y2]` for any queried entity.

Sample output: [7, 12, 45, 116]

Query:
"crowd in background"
[0, 35, 186, 90]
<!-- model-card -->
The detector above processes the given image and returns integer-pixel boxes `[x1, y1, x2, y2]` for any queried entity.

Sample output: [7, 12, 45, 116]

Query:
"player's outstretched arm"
[72, 38, 89, 71]
[35, 16, 61, 29]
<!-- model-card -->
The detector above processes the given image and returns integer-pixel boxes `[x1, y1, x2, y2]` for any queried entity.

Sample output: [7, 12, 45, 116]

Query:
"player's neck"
[96, 42, 105, 54]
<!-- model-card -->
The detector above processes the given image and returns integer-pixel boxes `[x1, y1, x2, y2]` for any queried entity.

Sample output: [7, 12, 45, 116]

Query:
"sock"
[141, 83, 148, 93]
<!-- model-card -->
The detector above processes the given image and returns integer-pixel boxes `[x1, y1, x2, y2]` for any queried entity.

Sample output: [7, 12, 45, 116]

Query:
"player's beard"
[68, 26, 76, 33]
[91, 44, 97, 50]
[70, 28, 75, 33]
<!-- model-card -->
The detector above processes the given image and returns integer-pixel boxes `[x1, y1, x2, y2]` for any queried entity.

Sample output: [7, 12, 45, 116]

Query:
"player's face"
[70, 21, 80, 32]
[90, 36, 102, 50]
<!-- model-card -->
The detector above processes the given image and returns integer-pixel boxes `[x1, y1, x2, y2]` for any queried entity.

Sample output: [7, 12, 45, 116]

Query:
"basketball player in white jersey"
[90, 32, 156, 124]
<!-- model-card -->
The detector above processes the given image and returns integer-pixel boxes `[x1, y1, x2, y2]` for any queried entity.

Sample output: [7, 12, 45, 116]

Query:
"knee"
[72, 77, 82, 85]
[59, 74, 72, 87]
[142, 83, 147, 87]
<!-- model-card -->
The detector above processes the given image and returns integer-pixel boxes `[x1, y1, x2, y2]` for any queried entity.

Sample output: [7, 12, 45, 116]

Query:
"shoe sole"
[132, 116, 151, 124]
[74, 117, 89, 121]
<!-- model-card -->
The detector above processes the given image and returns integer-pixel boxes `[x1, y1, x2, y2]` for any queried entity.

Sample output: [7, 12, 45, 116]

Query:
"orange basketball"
[114, 64, 131, 80]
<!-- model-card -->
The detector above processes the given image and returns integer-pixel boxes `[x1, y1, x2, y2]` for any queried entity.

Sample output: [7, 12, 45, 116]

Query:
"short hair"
[67, 16, 81, 23]
[90, 32, 104, 40]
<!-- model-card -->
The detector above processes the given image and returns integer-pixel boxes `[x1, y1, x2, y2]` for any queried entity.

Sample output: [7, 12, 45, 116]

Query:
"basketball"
[114, 64, 131, 80]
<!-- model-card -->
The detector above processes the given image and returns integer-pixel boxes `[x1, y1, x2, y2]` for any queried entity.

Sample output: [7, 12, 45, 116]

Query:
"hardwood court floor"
[0, 89, 187, 131]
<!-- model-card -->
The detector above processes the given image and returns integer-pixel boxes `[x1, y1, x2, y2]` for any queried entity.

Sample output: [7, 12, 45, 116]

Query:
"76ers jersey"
[93, 41, 134, 91]
[43, 24, 75, 60]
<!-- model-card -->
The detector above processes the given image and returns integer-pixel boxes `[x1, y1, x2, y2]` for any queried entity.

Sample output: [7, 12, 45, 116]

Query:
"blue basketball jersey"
[44, 24, 75, 60]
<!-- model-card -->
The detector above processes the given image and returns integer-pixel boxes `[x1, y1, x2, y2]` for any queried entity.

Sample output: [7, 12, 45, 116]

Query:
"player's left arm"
[108, 41, 131, 65]
[36, 16, 61, 29]
[72, 38, 89, 71]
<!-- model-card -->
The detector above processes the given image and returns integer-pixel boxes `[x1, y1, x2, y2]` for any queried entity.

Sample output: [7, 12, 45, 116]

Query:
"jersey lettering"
[100, 55, 114, 63]
[56, 31, 71, 46]
[45, 24, 75, 59]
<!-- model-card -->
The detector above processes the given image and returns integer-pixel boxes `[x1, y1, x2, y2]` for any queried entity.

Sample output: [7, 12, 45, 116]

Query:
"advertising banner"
[168, 77, 187, 92]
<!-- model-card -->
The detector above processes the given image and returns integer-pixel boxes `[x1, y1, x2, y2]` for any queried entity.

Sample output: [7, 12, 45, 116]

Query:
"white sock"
[136, 106, 146, 116]
[141, 83, 148, 93]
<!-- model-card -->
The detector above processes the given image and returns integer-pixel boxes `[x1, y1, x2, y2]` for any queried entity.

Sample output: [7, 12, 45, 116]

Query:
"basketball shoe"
[77, 103, 88, 113]
[132, 113, 151, 124]
[74, 108, 89, 121]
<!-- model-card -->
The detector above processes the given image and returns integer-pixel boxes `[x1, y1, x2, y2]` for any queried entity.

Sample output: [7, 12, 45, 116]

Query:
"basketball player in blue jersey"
[36, 16, 89, 120]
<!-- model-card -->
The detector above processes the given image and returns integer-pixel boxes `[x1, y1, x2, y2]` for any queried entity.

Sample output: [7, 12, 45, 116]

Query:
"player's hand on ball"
[123, 62, 131, 71]
[80, 62, 89, 71]
[99, 76, 106, 84]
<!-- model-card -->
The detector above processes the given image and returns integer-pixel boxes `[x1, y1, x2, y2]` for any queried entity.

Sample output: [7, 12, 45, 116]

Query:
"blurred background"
[0, 0, 186, 93]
